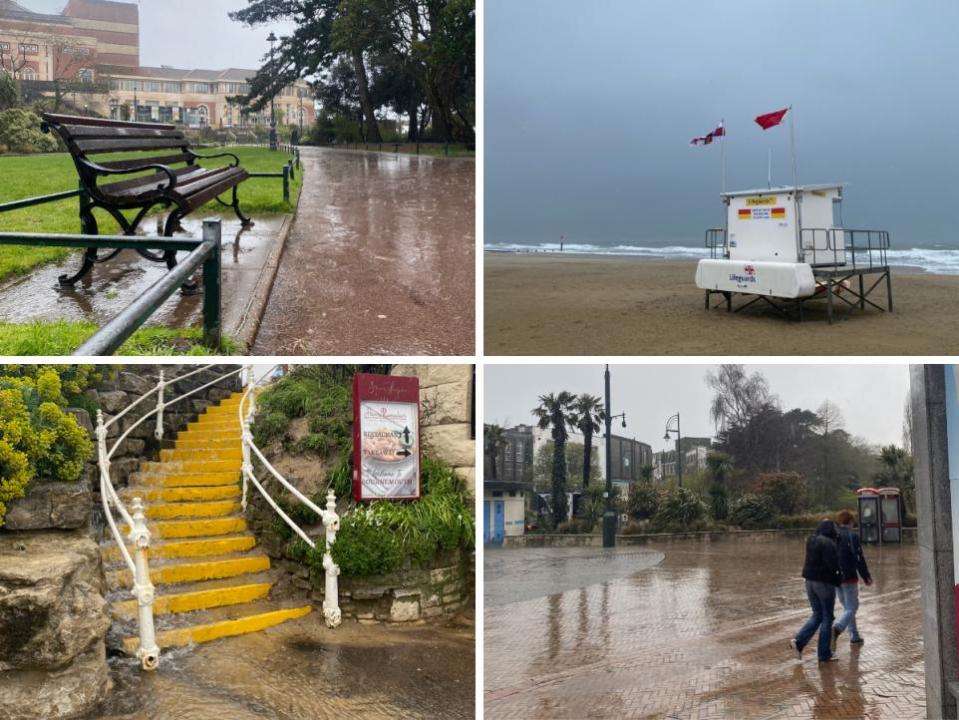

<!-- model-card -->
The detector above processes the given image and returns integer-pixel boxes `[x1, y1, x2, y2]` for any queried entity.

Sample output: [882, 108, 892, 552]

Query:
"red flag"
[690, 121, 724, 146]
[755, 107, 789, 130]
[712, 122, 725, 137]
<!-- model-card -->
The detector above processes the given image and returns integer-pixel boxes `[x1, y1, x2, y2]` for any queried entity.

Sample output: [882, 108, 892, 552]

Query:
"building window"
[163, 82, 180, 93]
[21, 67, 36, 80]
[19, 44, 39, 55]
[0, 43, 10, 52]
[191, 82, 211, 94]
[78, 68, 94, 83]
[144, 80, 161, 92]
[197, 105, 209, 125]
[118, 79, 140, 91]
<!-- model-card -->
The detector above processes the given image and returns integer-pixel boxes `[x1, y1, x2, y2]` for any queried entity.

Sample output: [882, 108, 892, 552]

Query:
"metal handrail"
[705, 227, 728, 259]
[800, 227, 890, 270]
[238, 364, 342, 628]
[96, 364, 246, 671]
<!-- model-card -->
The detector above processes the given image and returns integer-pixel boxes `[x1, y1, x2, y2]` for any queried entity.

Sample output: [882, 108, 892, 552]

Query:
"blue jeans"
[795, 579, 836, 661]
[833, 582, 861, 640]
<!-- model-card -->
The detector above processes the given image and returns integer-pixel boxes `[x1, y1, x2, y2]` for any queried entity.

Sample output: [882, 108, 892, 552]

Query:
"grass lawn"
[0, 146, 301, 281]
[0, 321, 240, 356]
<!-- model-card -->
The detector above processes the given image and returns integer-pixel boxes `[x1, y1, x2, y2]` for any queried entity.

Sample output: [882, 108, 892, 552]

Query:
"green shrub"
[252, 410, 290, 445]
[728, 494, 779, 529]
[627, 482, 660, 520]
[327, 505, 405, 575]
[754, 472, 808, 516]
[651, 487, 707, 529]
[0, 109, 57, 153]
[557, 518, 591, 534]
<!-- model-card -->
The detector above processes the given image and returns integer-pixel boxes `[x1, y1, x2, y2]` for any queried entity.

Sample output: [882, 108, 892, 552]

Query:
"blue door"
[493, 501, 505, 544]
[484, 501, 492, 544]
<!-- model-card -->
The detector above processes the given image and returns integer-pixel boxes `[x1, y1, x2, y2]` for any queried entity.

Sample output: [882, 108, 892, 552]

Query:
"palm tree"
[533, 391, 575, 526]
[569, 394, 605, 489]
[484, 424, 506, 481]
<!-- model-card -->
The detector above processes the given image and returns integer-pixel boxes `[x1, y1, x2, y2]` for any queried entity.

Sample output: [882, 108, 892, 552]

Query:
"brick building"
[0, 0, 314, 128]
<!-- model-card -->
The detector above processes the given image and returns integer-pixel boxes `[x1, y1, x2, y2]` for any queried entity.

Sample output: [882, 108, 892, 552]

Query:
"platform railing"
[705, 227, 728, 259]
[801, 228, 890, 270]
[239, 364, 342, 628]
[96, 364, 246, 670]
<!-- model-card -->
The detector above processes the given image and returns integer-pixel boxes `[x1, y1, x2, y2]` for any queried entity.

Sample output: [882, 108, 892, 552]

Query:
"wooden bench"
[41, 113, 252, 286]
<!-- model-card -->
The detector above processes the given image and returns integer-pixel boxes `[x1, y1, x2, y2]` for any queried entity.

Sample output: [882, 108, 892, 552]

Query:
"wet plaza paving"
[485, 536, 922, 719]
[93, 613, 474, 720]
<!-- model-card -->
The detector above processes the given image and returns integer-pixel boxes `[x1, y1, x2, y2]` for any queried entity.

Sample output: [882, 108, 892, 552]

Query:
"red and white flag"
[754, 107, 789, 130]
[690, 121, 725, 146]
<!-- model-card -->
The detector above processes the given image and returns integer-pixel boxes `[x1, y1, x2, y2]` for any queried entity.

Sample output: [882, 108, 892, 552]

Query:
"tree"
[815, 400, 844, 506]
[50, 39, 91, 111]
[483, 423, 505, 481]
[639, 464, 654, 483]
[533, 442, 600, 493]
[0, 73, 16, 112]
[875, 445, 915, 512]
[705, 451, 732, 521]
[706, 364, 776, 432]
[569, 393, 604, 489]
[532, 392, 575, 526]
[753, 472, 808, 516]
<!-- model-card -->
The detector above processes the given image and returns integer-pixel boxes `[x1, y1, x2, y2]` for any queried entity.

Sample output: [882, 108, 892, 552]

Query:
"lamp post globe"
[267, 31, 278, 151]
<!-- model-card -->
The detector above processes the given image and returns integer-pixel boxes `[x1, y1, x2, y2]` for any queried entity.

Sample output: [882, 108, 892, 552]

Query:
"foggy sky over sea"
[486, 0, 959, 249]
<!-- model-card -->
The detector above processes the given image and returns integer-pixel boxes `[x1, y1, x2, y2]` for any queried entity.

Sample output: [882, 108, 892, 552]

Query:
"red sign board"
[352, 373, 421, 501]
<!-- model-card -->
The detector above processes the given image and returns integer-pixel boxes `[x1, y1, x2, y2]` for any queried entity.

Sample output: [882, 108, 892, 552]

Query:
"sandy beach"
[485, 253, 959, 355]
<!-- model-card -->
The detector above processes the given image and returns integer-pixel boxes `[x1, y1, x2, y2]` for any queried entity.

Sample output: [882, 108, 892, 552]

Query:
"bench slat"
[43, 113, 174, 131]
[62, 124, 185, 141]
[74, 137, 190, 154]
[99, 166, 208, 196]
[96, 153, 194, 171]
[179, 168, 249, 213]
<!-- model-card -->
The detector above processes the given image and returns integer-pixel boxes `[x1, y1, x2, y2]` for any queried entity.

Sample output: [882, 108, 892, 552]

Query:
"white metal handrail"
[239, 364, 342, 628]
[97, 364, 246, 671]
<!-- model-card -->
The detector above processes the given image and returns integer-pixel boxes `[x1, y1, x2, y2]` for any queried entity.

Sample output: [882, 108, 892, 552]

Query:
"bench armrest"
[187, 149, 241, 167]
[79, 158, 179, 192]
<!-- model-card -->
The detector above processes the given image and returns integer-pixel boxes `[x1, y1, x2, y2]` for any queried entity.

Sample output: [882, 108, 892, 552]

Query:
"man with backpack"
[832, 509, 873, 647]
[790, 519, 843, 662]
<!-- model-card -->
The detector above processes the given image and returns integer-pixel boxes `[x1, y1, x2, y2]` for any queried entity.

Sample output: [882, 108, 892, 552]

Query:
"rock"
[3, 482, 91, 531]
[421, 381, 471, 426]
[0, 531, 110, 672]
[389, 597, 421, 622]
[421, 425, 474, 468]
[64, 408, 94, 437]
[0, 640, 112, 720]
[391, 365, 470, 389]
[117, 371, 152, 396]
[97, 391, 129, 414]
[454, 467, 475, 495]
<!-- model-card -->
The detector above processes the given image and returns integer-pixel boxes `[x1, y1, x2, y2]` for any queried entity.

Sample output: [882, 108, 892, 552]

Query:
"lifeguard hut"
[695, 184, 893, 322]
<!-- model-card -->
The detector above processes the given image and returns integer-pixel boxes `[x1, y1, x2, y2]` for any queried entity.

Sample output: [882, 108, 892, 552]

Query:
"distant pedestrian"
[832, 510, 872, 648]
[790, 519, 843, 662]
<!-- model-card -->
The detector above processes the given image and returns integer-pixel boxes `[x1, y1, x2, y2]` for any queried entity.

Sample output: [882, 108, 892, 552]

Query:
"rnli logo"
[744, 265, 756, 275]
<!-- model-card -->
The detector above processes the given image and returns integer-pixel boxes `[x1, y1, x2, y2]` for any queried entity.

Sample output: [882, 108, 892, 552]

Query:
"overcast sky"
[484, 364, 911, 452]
[27, 0, 294, 69]
[486, 0, 959, 248]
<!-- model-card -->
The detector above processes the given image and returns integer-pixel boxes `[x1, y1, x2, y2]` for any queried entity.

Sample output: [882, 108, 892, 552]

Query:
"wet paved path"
[93, 614, 474, 720]
[485, 538, 923, 719]
[253, 148, 475, 355]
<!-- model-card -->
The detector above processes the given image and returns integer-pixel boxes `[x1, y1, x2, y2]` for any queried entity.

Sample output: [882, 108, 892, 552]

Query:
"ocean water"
[485, 241, 959, 275]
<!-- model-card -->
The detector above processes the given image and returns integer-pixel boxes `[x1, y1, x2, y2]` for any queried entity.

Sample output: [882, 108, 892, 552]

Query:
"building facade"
[484, 425, 533, 544]
[0, 0, 314, 129]
[654, 437, 713, 482]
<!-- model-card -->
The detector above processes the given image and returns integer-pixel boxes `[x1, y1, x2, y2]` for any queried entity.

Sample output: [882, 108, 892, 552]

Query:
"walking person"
[790, 519, 843, 662]
[832, 510, 872, 647]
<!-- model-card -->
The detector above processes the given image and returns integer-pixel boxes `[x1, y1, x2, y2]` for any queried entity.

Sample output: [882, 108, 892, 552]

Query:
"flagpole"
[767, 148, 772, 189]
[788, 104, 798, 189]
[720, 117, 726, 195]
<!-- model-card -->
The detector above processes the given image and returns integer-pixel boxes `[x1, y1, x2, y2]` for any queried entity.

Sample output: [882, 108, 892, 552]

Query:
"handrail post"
[282, 165, 290, 203]
[96, 408, 109, 480]
[240, 364, 255, 511]
[154, 369, 165, 441]
[201, 220, 222, 350]
[129, 497, 159, 670]
[322, 489, 342, 628]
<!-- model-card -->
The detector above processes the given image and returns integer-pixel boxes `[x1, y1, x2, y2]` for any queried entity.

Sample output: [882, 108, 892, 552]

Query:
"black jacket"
[802, 520, 842, 587]
[837, 526, 871, 583]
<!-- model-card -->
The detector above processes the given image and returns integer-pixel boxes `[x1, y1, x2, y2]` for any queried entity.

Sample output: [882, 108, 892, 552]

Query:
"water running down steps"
[102, 391, 312, 655]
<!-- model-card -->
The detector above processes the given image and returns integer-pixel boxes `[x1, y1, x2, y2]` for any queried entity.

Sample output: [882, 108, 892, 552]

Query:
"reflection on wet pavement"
[485, 537, 923, 719]
[252, 148, 475, 356]
[92, 614, 474, 720]
[0, 215, 284, 337]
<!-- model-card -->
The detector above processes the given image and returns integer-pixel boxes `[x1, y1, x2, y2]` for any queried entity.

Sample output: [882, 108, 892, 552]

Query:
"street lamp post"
[267, 31, 278, 151]
[603, 365, 627, 548]
[664, 413, 682, 488]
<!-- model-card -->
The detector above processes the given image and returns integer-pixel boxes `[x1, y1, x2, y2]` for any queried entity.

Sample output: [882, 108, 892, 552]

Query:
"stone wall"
[315, 550, 471, 624]
[391, 364, 475, 494]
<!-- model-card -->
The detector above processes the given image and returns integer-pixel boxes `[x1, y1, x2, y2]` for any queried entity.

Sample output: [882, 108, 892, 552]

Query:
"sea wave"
[485, 242, 959, 274]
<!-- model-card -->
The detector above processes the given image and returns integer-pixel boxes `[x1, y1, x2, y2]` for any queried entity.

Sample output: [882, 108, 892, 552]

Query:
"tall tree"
[875, 445, 915, 512]
[705, 451, 732, 520]
[483, 423, 505, 481]
[569, 393, 604, 489]
[532, 391, 575, 526]
[706, 364, 776, 432]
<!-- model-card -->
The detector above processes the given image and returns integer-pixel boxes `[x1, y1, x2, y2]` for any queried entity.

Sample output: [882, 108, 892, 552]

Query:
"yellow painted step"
[203, 405, 244, 416]
[102, 534, 255, 563]
[160, 447, 242, 462]
[174, 437, 243, 449]
[137, 472, 240, 488]
[141, 459, 240, 474]
[112, 581, 271, 619]
[122, 605, 312, 653]
[108, 554, 270, 587]
[120, 485, 240, 503]
[123, 516, 247, 539]
[145, 500, 241, 520]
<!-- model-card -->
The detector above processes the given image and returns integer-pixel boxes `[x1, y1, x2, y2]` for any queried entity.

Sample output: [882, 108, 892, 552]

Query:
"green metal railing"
[0, 221, 222, 355]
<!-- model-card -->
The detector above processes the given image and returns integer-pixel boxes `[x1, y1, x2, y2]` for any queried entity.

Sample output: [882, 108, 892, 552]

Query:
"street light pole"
[664, 413, 682, 488]
[268, 31, 278, 151]
[603, 365, 615, 548]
